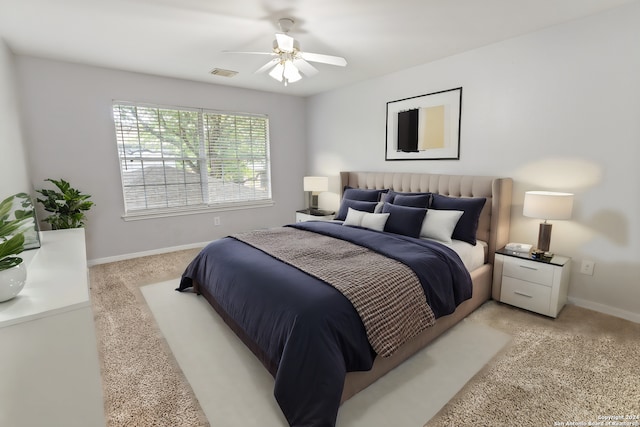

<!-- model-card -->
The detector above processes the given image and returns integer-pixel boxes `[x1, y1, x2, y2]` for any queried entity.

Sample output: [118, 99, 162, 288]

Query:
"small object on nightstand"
[505, 242, 532, 253]
[505, 242, 532, 256]
[531, 249, 545, 260]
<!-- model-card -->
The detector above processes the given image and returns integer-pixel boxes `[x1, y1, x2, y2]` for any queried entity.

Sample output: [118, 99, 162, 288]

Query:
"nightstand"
[493, 248, 571, 318]
[295, 209, 335, 223]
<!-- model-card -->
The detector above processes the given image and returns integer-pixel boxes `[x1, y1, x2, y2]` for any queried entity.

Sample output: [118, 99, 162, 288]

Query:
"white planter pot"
[0, 261, 27, 302]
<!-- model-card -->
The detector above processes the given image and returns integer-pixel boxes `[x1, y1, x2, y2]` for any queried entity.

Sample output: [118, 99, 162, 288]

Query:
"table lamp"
[303, 176, 328, 214]
[523, 191, 574, 256]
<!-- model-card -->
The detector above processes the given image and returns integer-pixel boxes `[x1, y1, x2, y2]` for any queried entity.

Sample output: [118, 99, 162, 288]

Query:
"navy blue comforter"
[178, 221, 471, 427]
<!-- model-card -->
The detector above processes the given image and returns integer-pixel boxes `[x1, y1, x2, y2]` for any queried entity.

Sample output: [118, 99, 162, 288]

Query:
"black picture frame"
[385, 87, 462, 161]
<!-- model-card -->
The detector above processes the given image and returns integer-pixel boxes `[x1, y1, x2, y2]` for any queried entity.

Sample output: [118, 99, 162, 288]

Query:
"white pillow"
[343, 207, 367, 226]
[361, 212, 390, 231]
[420, 209, 464, 243]
[343, 207, 390, 232]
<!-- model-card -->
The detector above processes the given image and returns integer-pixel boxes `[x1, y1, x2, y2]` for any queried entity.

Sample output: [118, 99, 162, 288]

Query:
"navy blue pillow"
[384, 190, 432, 205]
[342, 187, 388, 202]
[335, 199, 378, 221]
[430, 194, 486, 245]
[381, 203, 427, 238]
[392, 194, 431, 208]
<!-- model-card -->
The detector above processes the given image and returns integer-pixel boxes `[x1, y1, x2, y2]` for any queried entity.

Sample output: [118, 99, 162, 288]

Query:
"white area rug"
[141, 280, 510, 427]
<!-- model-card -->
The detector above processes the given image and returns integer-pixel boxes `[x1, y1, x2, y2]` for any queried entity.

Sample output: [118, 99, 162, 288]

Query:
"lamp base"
[307, 192, 321, 211]
[537, 222, 552, 253]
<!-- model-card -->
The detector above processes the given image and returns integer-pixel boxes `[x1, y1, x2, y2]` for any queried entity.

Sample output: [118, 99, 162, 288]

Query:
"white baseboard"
[568, 297, 640, 324]
[87, 241, 209, 267]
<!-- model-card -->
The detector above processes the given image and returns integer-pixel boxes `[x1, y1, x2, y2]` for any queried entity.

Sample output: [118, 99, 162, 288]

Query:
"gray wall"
[16, 58, 307, 261]
[0, 40, 30, 198]
[306, 2, 640, 321]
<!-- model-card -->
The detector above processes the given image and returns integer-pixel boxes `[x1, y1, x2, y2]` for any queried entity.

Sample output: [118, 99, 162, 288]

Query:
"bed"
[178, 171, 512, 427]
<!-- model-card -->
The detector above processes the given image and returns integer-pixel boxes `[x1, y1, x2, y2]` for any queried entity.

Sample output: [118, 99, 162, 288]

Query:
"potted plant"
[0, 193, 34, 302]
[36, 178, 94, 229]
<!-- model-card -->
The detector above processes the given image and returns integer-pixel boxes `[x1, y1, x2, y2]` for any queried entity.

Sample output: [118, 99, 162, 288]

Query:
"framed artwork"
[385, 87, 462, 161]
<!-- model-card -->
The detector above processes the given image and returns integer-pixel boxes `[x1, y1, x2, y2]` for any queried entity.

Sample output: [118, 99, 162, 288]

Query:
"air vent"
[210, 68, 238, 78]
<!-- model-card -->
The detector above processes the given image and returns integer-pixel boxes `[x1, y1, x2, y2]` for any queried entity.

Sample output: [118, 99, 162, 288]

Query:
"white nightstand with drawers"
[493, 248, 571, 318]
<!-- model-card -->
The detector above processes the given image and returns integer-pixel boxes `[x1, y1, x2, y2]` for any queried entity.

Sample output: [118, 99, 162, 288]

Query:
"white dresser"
[494, 248, 571, 318]
[0, 229, 106, 427]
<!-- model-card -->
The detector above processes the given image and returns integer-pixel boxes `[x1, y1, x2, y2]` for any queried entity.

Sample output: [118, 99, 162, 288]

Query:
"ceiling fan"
[226, 18, 347, 86]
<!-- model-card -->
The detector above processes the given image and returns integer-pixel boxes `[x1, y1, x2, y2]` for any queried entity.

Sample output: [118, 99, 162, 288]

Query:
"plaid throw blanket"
[231, 227, 436, 357]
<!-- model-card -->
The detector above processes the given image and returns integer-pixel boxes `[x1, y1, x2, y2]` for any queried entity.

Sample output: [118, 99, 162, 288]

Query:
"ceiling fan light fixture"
[268, 60, 301, 86]
[269, 63, 285, 82]
[283, 61, 302, 82]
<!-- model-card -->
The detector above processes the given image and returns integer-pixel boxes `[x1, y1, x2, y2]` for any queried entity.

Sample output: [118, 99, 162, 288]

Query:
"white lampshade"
[523, 191, 574, 220]
[523, 191, 574, 253]
[303, 176, 328, 192]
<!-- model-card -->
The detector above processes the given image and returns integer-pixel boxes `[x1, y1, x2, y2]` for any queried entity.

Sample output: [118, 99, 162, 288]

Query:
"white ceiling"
[0, 0, 636, 97]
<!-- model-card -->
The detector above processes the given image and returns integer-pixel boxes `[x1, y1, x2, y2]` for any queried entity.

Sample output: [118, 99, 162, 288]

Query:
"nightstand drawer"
[502, 256, 554, 287]
[501, 277, 552, 315]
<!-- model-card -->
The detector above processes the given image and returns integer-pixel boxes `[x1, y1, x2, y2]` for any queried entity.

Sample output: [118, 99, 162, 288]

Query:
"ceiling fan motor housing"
[278, 18, 295, 33]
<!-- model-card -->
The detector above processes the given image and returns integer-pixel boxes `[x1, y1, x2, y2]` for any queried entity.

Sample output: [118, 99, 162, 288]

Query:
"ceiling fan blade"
[255, 58, 280, 74]
[299, 52, 347, 67]
[293, 58, 318, 77]
[275, 33, 294, 52]
[223, 51, 276, 56]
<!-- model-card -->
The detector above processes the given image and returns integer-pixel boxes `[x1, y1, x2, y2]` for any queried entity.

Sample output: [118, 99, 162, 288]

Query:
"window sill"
[121, 200, 276, 221]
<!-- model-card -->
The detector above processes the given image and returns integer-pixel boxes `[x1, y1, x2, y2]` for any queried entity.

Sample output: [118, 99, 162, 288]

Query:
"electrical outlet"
[580, 260, 595, 276]
[214, 217, 221, 226]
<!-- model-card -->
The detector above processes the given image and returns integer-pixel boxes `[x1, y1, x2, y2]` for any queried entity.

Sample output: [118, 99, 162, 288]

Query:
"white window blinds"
[113, 102, 271, 215]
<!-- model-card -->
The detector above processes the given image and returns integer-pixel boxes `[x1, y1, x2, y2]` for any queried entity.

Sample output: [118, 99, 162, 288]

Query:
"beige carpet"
[89, 250, 640, 427]
[89, 248, 208, 427]
[427, 302, 640, 426]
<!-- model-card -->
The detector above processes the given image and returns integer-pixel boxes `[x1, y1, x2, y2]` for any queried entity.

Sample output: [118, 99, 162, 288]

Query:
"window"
[112, 102, 272, 218]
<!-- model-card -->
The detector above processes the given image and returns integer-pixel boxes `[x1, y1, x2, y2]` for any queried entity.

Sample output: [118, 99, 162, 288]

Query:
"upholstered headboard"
[339, 171, 512, 266]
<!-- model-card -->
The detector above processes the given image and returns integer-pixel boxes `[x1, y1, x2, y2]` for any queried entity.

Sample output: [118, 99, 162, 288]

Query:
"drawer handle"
[519, 265, 538, 271]
[514, 291, 533, 298]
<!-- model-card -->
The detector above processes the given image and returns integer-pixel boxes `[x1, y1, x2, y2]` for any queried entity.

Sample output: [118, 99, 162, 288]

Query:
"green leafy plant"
[36, 178, 94, 229]
[0, 193, 33, 271]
